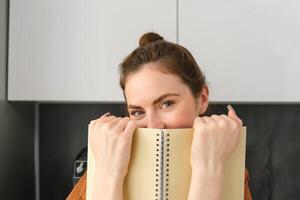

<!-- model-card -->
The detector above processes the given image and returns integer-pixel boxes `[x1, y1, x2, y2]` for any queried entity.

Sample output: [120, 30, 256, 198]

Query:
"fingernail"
[104, 112, 111, 117]
[227, 104, 236, 113]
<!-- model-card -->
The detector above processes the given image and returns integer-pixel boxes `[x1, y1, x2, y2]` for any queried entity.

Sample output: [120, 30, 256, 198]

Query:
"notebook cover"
[87, 127, 246, 200]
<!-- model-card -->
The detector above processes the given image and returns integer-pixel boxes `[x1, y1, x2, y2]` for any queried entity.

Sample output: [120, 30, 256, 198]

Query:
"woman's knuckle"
[203, 116, 210, 120]
[211, 114, 218, 118]
[218, 119, 227, 128]
[89, 120, 96, 125]
[194, 117, 200, 124]
[101, 122, 109, 130]
[123, 116, 130, 120]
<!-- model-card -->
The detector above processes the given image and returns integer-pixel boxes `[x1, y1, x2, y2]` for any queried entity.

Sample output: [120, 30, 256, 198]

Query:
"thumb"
[227, 105, 243, 126]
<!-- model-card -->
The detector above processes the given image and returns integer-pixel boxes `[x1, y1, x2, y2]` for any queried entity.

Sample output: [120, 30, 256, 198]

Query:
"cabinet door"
[9, 0, 176, 101]
[179, 0, 300, 102]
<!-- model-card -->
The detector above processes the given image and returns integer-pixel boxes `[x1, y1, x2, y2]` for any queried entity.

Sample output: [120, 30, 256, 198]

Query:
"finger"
[90, 115, 116, 126]
[220, 114, 238, 128]
[219, 114, 232, 122]
[202, 116, 215, 124]
[193, 117, 205, 128]
[101, 115, 117, 123]
[210, 114, 221, 121]
[106, 117, 122, 129]
[115, 117, 130, 132]
[89, 113, 115, 125]
[100, 112, 111, 118]
[123, 120, 137, 140]
[227, 105, 243, 126]
[90, 112, 111, 122]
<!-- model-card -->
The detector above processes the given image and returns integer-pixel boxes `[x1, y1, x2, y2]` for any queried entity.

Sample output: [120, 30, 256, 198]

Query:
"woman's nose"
[147, 114, 165, 129]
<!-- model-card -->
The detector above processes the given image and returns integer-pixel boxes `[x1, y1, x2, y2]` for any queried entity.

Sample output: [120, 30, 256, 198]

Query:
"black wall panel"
[39, 103, 300, 200]
[39, 104, 126, 200]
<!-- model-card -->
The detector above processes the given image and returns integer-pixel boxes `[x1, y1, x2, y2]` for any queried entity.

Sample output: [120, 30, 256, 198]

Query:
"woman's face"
[124, 63, 209, 129]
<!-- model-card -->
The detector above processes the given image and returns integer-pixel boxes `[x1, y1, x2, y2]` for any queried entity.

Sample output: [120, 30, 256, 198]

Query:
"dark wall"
[210, 104, 300, 200]
[39, 103, 300, 200]
[0, 102, 35, 199]
[39, 104, 126, 200]
[0, 0, 35, 199]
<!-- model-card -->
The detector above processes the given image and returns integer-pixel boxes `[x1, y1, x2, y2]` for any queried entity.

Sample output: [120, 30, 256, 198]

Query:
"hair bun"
[139, 32, 164, 47]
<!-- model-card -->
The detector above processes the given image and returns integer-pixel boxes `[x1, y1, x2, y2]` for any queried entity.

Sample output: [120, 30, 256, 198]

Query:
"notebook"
[87, 127, 246, 200]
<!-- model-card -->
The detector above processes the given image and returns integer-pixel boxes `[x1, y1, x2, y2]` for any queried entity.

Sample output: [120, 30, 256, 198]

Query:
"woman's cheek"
[164, 110, 195, 128]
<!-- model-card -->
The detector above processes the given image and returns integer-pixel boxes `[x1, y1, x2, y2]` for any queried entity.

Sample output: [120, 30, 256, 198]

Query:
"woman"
[67, 32, 252, 200]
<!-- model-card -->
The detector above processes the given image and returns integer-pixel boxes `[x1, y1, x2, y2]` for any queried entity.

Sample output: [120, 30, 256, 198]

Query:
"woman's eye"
[161, 100, 174, 109]
[130, 110, 144, 117]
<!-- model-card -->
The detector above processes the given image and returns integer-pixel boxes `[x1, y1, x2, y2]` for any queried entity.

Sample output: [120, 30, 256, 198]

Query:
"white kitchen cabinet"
[179, 0, 300, 102]
[8, 0, 176, 101]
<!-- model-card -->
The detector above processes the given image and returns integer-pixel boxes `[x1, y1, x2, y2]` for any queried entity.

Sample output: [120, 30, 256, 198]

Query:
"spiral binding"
[155, 130, 170, 200]
[155, 132, 160, 200]
[165, 132, 170, 200]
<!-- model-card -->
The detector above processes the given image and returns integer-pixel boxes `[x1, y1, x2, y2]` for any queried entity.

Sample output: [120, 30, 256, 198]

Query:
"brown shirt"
[66, 169, 253, 200]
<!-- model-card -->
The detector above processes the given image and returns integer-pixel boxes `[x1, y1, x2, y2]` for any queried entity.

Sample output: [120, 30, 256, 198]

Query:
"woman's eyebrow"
[152, 93, 180, 105]
[127, 93, 180, 109]
[127, 105, 142, 110]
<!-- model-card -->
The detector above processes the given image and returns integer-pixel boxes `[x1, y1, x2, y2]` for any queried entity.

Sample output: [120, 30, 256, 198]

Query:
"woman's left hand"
[191, 105, 243, 171]
[188, 105, 243, 200]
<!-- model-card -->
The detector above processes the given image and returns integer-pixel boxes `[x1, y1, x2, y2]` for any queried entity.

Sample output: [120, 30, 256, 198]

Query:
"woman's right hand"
[88, 112, 138, 182]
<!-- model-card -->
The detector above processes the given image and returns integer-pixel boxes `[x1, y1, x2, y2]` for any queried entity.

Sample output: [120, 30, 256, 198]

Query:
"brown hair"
[119, 32, 206, 98]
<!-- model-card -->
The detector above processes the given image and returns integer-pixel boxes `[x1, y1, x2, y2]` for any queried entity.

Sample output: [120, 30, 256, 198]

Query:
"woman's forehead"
[124, 67, 189, 105]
